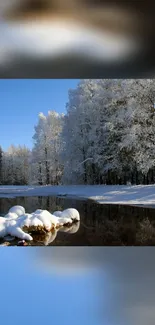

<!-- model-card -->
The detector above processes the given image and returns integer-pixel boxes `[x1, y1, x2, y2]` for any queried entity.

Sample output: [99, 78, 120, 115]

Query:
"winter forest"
[0, 79, 155, 186]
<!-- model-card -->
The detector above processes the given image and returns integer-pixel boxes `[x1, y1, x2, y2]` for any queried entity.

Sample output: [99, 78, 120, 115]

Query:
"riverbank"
[0, 184, 155, 207]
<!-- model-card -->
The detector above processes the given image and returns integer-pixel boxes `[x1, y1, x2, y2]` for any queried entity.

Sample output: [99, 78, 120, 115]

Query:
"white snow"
[53, 211, 62, 218]
[59, 208, 80, 221]
[5, 212, 19, 219]
[9, 205, 25, 216]
[0, 205, 80, 241]
[0, 215, 33, 241]
[57, 217, 72, 225]
[0, 18, 139, 66]
[31, 210, 58, 229]
[1, 185, 155, 207]
[53, 208, 80, 222]
[0, 217, 7, 237]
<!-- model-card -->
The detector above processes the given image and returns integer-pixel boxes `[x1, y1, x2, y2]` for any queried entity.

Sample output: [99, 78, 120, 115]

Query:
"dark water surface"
[0, 196, 155, 246]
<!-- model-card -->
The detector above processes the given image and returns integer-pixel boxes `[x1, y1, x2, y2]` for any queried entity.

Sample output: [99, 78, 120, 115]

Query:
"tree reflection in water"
[0, 196, 155, 245]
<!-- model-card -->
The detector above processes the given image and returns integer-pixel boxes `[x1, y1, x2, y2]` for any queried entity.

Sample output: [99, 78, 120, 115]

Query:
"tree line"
[1, 79, 155, 186]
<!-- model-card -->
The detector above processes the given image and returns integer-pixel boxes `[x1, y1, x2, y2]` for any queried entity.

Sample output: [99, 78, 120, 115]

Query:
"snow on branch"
[79, 158, 93, 165]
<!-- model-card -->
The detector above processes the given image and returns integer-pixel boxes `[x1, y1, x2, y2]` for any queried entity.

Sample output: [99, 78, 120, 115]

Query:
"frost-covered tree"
[14, 145, 31, 185]
[32, 111, 64, 185]
[0, 146, 3, 184]
[62, 80, 98, 184]
[62, 79, 128, 184]
[117, 79, 155, 183]
[62, 79, 155, 185]
[1, 145, 31, 185]
[2, 79, 155, 186]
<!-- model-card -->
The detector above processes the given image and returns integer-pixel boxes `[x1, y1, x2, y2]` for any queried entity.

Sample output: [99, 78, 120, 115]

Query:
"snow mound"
[0, 206, 80, 242]
[53, 208, 80, 221]
[5, 212, 19, 219]
[53, 211, 62, 217]
[9, 205, 25, 216]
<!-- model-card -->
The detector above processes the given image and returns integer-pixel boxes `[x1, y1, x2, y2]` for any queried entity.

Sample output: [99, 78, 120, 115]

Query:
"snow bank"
[1, 185, 155, 207]
[0, 206, 80, 242]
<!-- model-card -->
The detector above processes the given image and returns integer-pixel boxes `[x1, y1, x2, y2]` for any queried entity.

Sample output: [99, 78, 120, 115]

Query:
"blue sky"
[0, 248, 101, 325]
[0, 79, 79, 151]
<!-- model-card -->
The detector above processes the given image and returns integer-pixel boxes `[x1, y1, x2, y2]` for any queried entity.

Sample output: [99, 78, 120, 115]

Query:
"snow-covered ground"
[1, 185, 155, 207]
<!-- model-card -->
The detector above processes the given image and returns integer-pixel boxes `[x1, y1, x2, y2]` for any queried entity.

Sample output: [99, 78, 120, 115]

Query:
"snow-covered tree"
[32, 111, 64, 185]
[117, 79, 155, 183]
[62, 79, 155, 185]
[0, 146, 3, 184]
[62, 79, 128, 184]
[62, 80, 97, 184]
[1, 145, 31, 185]
[2, 79, 155, 186]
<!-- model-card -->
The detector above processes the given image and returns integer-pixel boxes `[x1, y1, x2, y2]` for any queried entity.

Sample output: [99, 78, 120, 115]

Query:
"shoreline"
[1, 184, 155, 208]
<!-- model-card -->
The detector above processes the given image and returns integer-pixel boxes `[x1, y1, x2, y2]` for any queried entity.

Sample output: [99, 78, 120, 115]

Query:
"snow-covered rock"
[0, 215, 33, 241]
[0, 216, 7, 238]
[60, 208, 80, 221]
[5, 212, 19, 219]
[9, 205, 25, 216]
[53, 209, 79, 225]
[53, 211, 62, 218]
[58, 217, 72, 225]
[33, 209, 44, 214]
[0, 205, 80, 242]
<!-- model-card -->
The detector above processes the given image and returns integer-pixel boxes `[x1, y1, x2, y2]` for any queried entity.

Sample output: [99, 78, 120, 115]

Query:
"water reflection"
[0, 196, 155, 245]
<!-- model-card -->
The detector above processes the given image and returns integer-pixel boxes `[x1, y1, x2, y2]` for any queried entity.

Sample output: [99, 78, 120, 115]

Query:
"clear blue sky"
[0, 79, 79, 151]
[0, 248, 102, 325]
